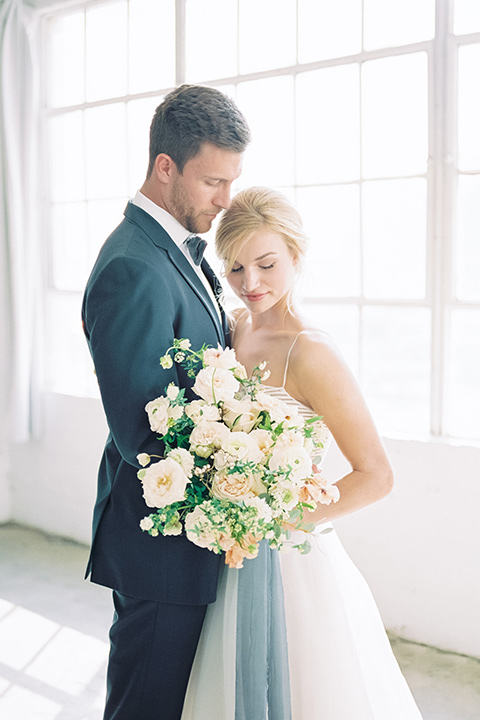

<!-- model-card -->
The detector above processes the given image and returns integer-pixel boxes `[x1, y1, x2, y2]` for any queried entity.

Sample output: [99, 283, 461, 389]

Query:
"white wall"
[6, 392, 480, 659]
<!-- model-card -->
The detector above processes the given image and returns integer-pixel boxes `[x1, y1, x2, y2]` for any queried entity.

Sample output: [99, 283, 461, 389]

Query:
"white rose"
[275, 428, 305, 450]
[249, 429, 274, 459]
[140, 458, 190, 508]
[193, 366, 240, 404]
[178, 339, 191, 350]
[185, 400, 221, 424]
[221, 431, 264, 464]
[222, 398, 261, 433]
[190, 421, 230, 457]
[269, 444, 312, 483]
[145, 396, 170, 435]
[167, 447, 195, 478]
[203, 346, 238, 370]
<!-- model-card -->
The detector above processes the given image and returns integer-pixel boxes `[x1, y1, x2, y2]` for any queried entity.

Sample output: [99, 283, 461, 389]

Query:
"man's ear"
[154, 153, 176, 183]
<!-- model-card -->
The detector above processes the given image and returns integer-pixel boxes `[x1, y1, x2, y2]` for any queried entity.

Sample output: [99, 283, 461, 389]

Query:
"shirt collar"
[131, 190, 191, 247]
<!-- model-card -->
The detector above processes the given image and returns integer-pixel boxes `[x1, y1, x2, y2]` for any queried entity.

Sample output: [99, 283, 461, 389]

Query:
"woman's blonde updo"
[215, 186, 308, 275]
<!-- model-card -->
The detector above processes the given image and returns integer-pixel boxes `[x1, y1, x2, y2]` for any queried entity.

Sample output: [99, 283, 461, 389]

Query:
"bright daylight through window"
[42, 0, 480, 442]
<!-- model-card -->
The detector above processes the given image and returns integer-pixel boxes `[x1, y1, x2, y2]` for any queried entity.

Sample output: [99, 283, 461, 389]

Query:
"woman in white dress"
[182, 187, 423, 720]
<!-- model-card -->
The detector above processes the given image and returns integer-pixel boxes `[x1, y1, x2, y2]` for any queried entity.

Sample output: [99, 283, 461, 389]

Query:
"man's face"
[167, 143, 244, 234]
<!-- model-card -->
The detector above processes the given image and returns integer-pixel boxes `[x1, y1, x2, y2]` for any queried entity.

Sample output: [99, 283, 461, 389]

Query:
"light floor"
[0, 523, 479, 720]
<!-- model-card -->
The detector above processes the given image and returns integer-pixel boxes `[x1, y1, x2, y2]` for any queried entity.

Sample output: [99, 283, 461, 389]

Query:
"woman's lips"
[243, 293, 267, 302]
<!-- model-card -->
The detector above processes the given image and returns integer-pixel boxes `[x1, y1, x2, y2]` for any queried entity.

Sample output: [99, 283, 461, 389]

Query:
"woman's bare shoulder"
[292, 328, 349, 377]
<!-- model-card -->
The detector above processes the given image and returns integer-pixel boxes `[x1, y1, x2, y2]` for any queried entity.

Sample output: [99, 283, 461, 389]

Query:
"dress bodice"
[260, 384, 332, 458]
[260, 384, 318, 421]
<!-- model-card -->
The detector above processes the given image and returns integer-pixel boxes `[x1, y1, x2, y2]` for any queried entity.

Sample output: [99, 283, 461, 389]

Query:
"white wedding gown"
[182, 387, 423, 720]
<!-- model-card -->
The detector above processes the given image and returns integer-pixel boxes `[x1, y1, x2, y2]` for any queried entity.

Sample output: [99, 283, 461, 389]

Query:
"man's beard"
[170, 176, 206, 234]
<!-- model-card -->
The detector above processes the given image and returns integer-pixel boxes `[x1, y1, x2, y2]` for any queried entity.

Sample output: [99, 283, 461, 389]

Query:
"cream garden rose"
[193, 366, 240, 404]
[145, 397, 183, 435]
[140, 458, 190, 508]
[189, 421, 230, 458]
[185, 399, 221, 424]
[211, 469, 258, 502]
[203, 345, 234, 367]
[222, 397, 261, 433]
[167, 448, 195, 478]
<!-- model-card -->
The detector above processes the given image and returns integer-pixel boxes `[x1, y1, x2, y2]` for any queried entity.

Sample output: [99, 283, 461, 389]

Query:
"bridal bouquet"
[137, 339, 339, 568]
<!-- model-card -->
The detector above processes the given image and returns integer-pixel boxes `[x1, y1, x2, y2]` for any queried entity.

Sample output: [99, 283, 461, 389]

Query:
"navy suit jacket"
[82, 201, 229, 604]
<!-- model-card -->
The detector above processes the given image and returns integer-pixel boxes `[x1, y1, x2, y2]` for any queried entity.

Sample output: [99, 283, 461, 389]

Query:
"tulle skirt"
[182, 525, 423, 720]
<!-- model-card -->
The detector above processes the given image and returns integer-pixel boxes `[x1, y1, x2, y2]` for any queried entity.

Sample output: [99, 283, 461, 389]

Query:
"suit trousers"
[103, 591, 207, 720]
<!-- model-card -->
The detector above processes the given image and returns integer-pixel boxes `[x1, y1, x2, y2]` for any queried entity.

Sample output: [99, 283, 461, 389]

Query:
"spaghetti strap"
[282, 330, 309, 388]
[229, 308, 248, 343]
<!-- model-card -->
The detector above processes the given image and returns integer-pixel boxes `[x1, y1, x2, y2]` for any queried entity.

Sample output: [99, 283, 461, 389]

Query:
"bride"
[182, 186, 423, 719]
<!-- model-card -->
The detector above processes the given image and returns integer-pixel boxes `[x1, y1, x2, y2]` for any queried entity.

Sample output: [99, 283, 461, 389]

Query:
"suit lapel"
[124, 202, 226, 345]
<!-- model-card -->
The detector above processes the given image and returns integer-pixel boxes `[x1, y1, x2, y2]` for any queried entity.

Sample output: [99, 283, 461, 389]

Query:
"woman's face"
[226, 227, 298, 314]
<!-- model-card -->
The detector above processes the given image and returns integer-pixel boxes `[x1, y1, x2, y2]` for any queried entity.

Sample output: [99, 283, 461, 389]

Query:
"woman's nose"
[242, 269, 260, 292]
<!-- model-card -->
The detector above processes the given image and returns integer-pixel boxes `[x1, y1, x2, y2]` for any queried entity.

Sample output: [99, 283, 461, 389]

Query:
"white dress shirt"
[131, 191, 221, 322]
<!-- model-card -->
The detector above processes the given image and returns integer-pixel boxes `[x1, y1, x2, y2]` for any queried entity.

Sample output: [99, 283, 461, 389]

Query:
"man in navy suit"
[82, 84, 250, 719]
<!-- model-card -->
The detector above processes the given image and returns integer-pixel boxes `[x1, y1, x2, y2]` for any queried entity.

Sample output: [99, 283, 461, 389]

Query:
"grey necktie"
[184, 235, 207, 265]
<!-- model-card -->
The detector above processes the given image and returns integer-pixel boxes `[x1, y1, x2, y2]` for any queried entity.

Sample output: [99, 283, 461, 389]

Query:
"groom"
[82, 85, 250, 719]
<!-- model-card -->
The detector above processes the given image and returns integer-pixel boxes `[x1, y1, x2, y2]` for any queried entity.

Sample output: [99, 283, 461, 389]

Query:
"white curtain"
[0, 0, 42, 443]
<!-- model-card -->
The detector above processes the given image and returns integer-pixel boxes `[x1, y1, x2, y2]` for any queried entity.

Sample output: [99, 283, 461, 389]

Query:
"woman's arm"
[290, 332, 394, 524]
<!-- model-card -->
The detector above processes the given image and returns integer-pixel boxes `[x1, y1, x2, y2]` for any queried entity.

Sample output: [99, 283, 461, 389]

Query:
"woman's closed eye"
[231, 263, 274, 273]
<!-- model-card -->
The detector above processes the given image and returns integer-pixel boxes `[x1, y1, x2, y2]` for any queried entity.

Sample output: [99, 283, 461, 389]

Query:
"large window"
[41, 0, 480, 442]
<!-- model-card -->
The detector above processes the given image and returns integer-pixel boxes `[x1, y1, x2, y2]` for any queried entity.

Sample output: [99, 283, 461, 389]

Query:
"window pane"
[446, 308, 480, 440]
[46, 293, 98, 397]
[362, 178, 427, 299]
[301, 303, 360, 377]
[84, 104, 128, 200]
[50, 203, 88, 291]
[185, 0, 237, 81]
[296, 65, 360, 184]
[296, 185, 361, 297]
[455, 175, 480, 301]
[129, 0, 175, 93]
[361, 307, 431, 435]
[458, 44, 480, 172]
[237, 77, 295, 187]
[298, 0, 361, 63]
[127, 96, 161, 196]
[454, 0, 480, 35]
[46, 11, 84, 108]
[87, 199, 127, 265]
[239, 0, 296, 74]
[86, 1, 127, 102]
[48, 112, 85, 203]
[362, 53, 429, 178]
[363, 0, 435, 50]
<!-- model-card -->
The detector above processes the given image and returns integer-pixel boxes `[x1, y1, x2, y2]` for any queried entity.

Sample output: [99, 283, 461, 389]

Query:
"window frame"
[38, 0, 480, 443]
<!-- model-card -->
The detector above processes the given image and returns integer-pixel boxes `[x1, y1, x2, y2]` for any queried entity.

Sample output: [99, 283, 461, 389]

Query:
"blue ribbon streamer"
[235, 541, 292, 720]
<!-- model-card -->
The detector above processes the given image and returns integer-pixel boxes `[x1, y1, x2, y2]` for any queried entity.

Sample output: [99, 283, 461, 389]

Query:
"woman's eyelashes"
[230, 263, 275, 273]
